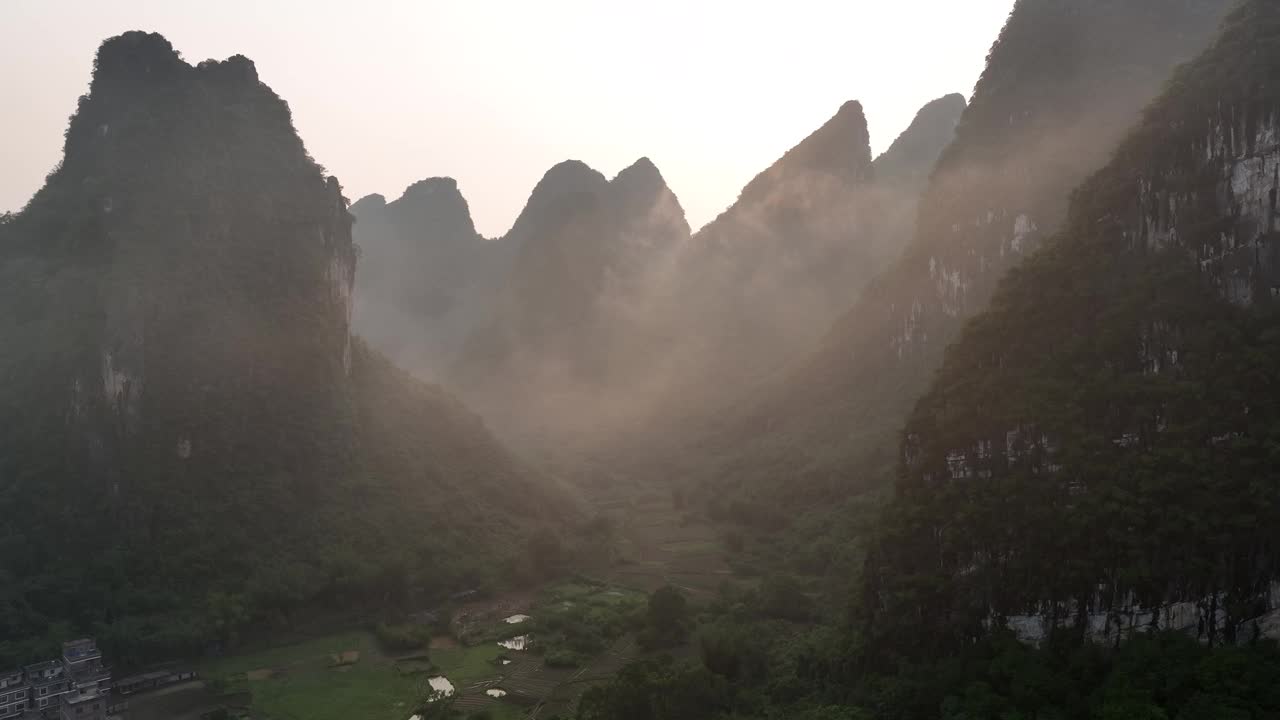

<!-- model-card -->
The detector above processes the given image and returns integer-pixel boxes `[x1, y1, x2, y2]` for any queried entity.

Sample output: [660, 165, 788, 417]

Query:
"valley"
[5, 1, 1280, 719]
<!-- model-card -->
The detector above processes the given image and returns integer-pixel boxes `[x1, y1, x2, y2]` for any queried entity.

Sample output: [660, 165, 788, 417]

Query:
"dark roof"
[117, 671, 170, 684]
[23, 661, 59, 674]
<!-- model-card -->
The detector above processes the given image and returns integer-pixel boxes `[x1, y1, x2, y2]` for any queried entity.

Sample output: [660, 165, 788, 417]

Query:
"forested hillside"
[0, 32, 564, 667]
[682, 0, 1235, 507]
[871, 0, 1280, 652]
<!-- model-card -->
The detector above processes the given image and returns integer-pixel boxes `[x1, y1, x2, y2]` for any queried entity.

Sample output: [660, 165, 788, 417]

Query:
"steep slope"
[872, 94, 968, 190]
[863, 93, 968, 262]
[350, 178, 513, 379]
[0, 32, 562, 664]
[593, 95, 964, 456]
[453, 158, 692, 441]
[688, 0, 1234, 505]
[671, 100, 884, 389]
[870, 0, 1280, 651]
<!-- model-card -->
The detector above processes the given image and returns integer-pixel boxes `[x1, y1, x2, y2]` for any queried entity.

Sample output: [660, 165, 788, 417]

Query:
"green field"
[192, 582, 647, 720]
[199, 631, 518, 720]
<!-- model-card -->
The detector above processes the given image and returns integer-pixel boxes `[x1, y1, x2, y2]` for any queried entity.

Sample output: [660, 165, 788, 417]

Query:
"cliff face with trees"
[684, 0, 1236, 506]
[870, 0, 1280, 652]
[0, 32, 563, 666]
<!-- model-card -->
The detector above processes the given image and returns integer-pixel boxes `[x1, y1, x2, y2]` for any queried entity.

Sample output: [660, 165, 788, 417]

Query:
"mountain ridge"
[676, 0, 1236, 507]
[0, 31, 564, 665]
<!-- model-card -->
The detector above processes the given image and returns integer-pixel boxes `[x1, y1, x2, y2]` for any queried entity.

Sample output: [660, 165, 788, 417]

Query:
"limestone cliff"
[0, 32, 563, 661]
[687, 0, 1235, 505]
[872, 0, 1280, 650]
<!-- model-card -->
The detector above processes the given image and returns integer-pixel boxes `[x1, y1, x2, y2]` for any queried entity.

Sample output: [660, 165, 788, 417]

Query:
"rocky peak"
[872, 93, 966, 189]
[735, 101, 871, 208]
[611, 156, 664, 194]
[386, 177, 479, 241]
[505, 160, 609, 242]
[609, 157, 691, 240]
[349, 193, 387, 218]
[88, 31, 187, 92]
[778, 98, 870, 176]
[676, 0, 1235, 516]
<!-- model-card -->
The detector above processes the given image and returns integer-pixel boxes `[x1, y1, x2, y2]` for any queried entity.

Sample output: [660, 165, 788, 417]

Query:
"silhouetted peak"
[349, 194, 387, 218]
[872, 93, 966, 188]
[400, 176, 462, 201]
[536, 160, 609, 194]
[837, 99, 865, 118]
[609, 157, 690, 238]
[375, 177, 479, 240]
[90, 31, 186, 91]
[805, 99, 872, 167]
[95, 31, 181, 67]
[505, 160, 609, 239]
[195, 53, 259, 85]
[737, 100, 872, 204]
[616, 156, 660, 180]
[780, 99, 872, 179]
[611, 157, 669, 200]
[919, 93, 966, 120]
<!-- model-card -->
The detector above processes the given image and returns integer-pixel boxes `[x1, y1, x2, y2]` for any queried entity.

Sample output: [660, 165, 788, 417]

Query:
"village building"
[0, 639, 111, 720]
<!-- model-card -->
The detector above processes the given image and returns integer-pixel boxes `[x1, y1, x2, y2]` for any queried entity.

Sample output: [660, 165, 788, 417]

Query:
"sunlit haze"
[1, 0, 1015, 235]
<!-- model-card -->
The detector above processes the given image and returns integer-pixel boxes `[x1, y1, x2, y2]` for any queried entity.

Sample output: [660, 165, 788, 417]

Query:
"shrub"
[374, 622, 434, 652]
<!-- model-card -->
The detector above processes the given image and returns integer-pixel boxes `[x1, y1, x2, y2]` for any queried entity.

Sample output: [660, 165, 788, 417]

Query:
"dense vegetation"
[678, 0, 1235, 509]
[868, 0, 1280, 653]
[0, 32, 564, 669]
[574, 3, 1280, 718]
[579, 624, 1280, 720]
[4, 4, 1278, 720]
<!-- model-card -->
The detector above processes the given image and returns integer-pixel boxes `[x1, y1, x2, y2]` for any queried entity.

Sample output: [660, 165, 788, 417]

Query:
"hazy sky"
[1, 0, 1016, 236]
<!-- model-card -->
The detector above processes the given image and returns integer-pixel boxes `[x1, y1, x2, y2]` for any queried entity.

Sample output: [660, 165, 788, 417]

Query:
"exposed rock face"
[0, 32, 561, 653]
[689, 0, 1235, 505]
[2, 32, 357, 482]
[872, 0, 1280, 650]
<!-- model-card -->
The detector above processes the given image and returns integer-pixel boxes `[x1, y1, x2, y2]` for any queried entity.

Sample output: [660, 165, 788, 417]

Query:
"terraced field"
[594, 493, 735, 597]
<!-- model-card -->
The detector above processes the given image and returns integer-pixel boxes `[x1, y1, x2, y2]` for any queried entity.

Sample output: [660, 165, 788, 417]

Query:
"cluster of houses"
[0, 639, 112, 720]
[0, 639, 197, 720]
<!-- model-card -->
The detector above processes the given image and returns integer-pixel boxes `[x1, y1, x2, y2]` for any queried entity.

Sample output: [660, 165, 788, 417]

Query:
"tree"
[529, 528, 564, 575]
[641, 586, 689, 649]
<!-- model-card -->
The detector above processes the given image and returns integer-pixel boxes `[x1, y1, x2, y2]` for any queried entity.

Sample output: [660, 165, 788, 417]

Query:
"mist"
[4, 2, 1276, 719]
[347, 94, 963, 455]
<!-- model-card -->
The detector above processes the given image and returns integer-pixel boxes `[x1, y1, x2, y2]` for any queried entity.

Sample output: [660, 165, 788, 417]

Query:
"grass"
[431, 644, 507, 686]
[188, 581, 652, 719]
[200, 631, 375, 677]
[249, 662, 423, 720]
[198, 631, 513, 720]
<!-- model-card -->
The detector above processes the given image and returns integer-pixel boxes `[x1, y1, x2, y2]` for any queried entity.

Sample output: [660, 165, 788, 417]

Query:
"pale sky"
[1, 0, 1016, 236]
